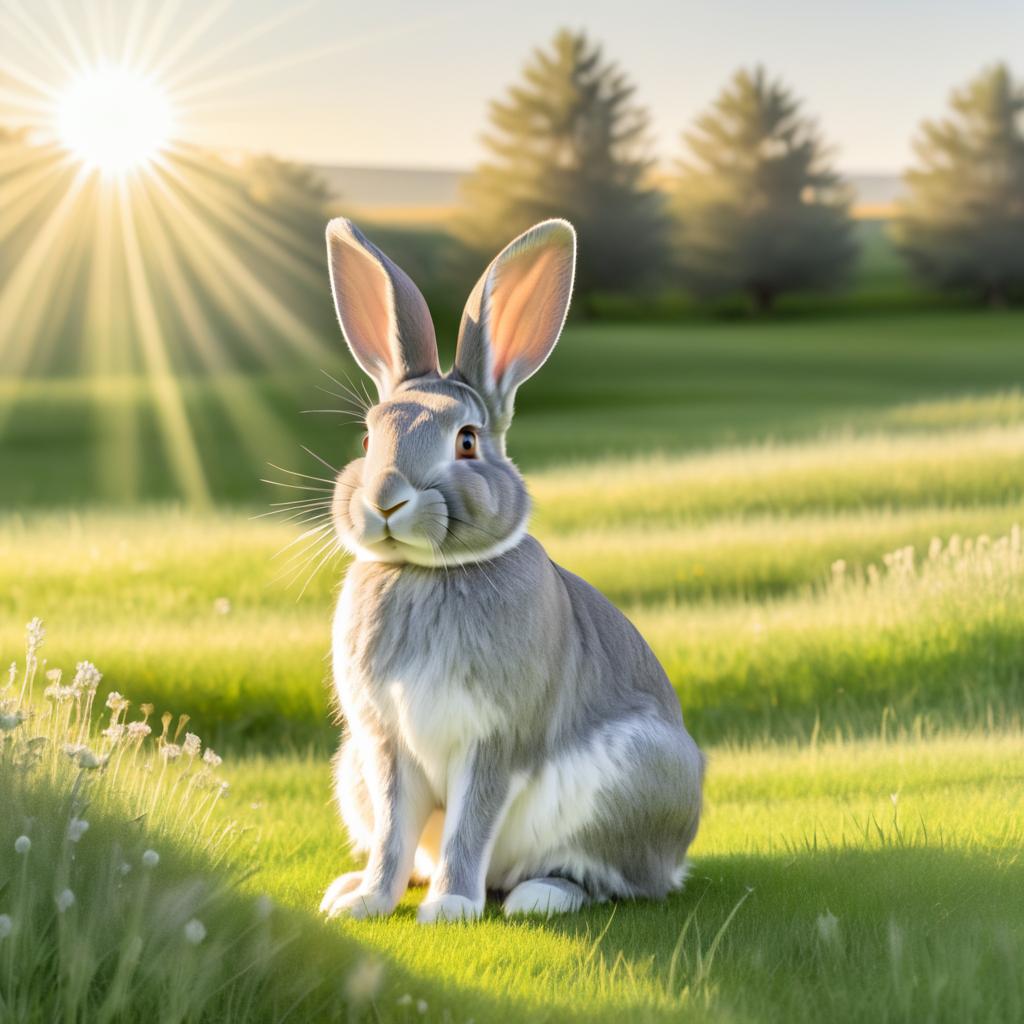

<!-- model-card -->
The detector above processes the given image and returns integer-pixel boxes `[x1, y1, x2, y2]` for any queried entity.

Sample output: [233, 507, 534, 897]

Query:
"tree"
[456, 29, 668, 303]
[895, 64, 1024, 305]
[673, 67, 856, 312]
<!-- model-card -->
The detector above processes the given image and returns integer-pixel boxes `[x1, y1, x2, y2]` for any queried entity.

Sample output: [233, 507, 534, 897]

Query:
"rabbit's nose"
[375, 500, 408, 520]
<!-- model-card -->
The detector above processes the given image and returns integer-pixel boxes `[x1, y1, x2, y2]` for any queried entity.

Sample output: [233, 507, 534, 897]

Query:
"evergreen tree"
[457, 29, 668, 302]
[895, 64, 1024, 305]
[673, 67, 856, 311]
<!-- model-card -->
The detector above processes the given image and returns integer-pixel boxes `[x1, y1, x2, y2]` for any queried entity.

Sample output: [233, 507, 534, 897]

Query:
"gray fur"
[320, 219, 703, 922]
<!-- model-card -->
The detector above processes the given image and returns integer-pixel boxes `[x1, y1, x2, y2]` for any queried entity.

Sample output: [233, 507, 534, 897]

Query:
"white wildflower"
[816, 910, 840, 946]
[346, 957, 385, 1003]
[213, 597, 232, 616]
[183, 918, 207, 945]
[142, 849, 160, 868]
[0, 915, 11, 940]
[396, 995, 413, 1007]
[55, 889, 75, 913]
[161, 743, 182, 762]
[182, 732, 201, 758]
[126, 721, 151, 740]
[105, 691, 128, 712]
[102, 724, 125, 743]
[76, 748, 107, 770]
[72, 660, 102, 692]
[119, 861, 132, 876]
[62, 743, 85, 760]
[67, 817, 90, 842]
[202, 748, 222, 768]
[14, 835, 31, 855]
[416, 999, 428, 1015]
[26, 618, 45, 657]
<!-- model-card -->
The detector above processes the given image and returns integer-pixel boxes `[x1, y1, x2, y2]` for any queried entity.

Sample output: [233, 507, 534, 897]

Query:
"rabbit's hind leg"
[322, 736, 373, 909]
[333, 735, 373, 855]
[503, 877, 588, 918]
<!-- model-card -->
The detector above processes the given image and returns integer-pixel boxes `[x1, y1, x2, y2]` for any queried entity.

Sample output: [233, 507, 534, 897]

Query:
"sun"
[56, 64, 173, 175]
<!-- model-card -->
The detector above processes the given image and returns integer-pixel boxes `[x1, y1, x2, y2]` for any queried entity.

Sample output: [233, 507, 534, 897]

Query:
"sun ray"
[155, 147, 324, 288]
[145, 0, 234, 83]
[159, 1, 315, 93]
[1, 1, 82, 82]
[0, 1, 365, 505]
[0, 161, 92, 379]
[145, 161, 331, 362]
[115, 177, 212, 507]
[43, 0, 97, 73]
[128, 171, 295, 476]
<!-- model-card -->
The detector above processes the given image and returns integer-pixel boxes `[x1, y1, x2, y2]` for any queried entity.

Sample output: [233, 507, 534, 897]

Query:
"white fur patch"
[417, 893, 481, 924]
[503, 879, 586, 918]
[486, 715, 669, 891]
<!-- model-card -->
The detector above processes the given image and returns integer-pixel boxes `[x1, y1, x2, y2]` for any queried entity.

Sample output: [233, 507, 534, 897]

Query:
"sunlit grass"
[226, 729, 1024, 1023]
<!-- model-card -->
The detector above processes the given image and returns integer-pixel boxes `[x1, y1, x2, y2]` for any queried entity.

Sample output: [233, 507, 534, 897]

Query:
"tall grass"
[0, 622, 378, 1023]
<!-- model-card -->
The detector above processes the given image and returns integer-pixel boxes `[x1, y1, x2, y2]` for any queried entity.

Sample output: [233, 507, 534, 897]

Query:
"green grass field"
[3, 311, 1024, 1021]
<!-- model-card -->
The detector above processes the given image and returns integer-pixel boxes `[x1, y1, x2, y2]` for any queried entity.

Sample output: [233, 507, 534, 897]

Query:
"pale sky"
[7, 0, 1024, 173]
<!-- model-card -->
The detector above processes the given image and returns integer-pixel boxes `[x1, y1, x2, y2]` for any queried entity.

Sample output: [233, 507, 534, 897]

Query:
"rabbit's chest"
[333, 570, 511, 796]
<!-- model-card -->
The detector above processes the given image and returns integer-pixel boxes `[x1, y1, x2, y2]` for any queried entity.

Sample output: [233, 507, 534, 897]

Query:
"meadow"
[2, 310, 1024, 1021]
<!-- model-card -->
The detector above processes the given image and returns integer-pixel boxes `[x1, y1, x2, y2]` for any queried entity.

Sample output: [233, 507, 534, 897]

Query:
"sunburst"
[0, 1, 340, 506]
[55, 63, 173, 175]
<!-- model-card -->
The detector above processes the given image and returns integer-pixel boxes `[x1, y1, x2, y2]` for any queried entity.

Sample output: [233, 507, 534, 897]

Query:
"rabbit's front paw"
[322, 885, 394, 920]
[417, 894, 482, 925]
[319, 871, 363, 914]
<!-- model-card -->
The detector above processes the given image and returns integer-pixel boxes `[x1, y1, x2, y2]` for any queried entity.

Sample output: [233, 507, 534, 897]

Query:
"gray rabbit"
[319, 217, 703, 923]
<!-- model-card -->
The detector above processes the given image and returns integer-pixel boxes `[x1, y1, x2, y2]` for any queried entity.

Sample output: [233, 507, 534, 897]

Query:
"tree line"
[457, 29, 1024, 311]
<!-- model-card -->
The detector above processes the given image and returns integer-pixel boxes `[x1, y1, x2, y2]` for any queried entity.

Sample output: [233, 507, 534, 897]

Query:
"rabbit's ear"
[454, 219, 576, 431]
[326, 218, 439, 397]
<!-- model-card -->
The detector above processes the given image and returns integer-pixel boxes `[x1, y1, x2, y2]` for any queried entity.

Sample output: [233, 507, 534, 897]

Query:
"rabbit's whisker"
[270, 532, 338, 590]
[320, 369, 372, 415]
[250, 504, 332, 524]
[301, 445, 340, 475]
[266, 463, 336, 486]
[261, 478, 334, 494]
[297, 537, 342, 600]
[271, 522, 333, 561]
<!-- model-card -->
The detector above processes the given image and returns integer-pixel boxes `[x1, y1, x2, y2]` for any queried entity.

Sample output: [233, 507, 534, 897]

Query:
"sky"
[4, 0, 1023, 173]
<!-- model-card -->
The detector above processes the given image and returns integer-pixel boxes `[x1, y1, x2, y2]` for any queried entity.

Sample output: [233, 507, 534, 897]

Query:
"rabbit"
[318, 217, 704, 924]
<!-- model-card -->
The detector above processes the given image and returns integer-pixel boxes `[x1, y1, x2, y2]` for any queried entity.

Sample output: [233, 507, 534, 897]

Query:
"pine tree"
[895, 64, 1024, 305]
[673, 67, 856, 312]
[457, 29, 668, 302]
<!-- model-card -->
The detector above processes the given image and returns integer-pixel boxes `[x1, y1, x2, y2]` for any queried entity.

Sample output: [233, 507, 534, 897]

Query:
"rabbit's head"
[325, 218, 576, 566]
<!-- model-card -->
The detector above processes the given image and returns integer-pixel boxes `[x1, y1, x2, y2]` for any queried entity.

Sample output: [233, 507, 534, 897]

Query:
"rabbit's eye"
[361, 433, 369, 453]
[455, 427, 478, 459]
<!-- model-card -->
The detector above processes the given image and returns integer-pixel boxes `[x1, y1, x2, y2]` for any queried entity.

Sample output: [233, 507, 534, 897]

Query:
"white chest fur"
[332, 577, 507, 801]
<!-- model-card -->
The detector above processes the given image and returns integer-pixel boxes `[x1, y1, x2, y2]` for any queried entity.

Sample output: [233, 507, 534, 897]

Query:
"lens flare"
[56, 65, 172, 175]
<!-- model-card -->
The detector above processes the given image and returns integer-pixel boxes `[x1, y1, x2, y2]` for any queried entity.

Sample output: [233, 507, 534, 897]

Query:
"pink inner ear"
[329, 233, 394, 377]
[489, 247, 570, 382]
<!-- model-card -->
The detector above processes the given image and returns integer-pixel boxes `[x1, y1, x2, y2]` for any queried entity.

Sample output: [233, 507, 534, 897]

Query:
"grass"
[228, 730, 1024, 1023]
[3, 310, 1024, 505]
[3, 309, 1024, 1020]
[0, 639, 377, 1023]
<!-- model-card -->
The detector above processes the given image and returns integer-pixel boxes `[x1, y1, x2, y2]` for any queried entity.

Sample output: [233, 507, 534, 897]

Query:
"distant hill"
[313, 164, 463, 210]
[313, 163, 904, 219]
